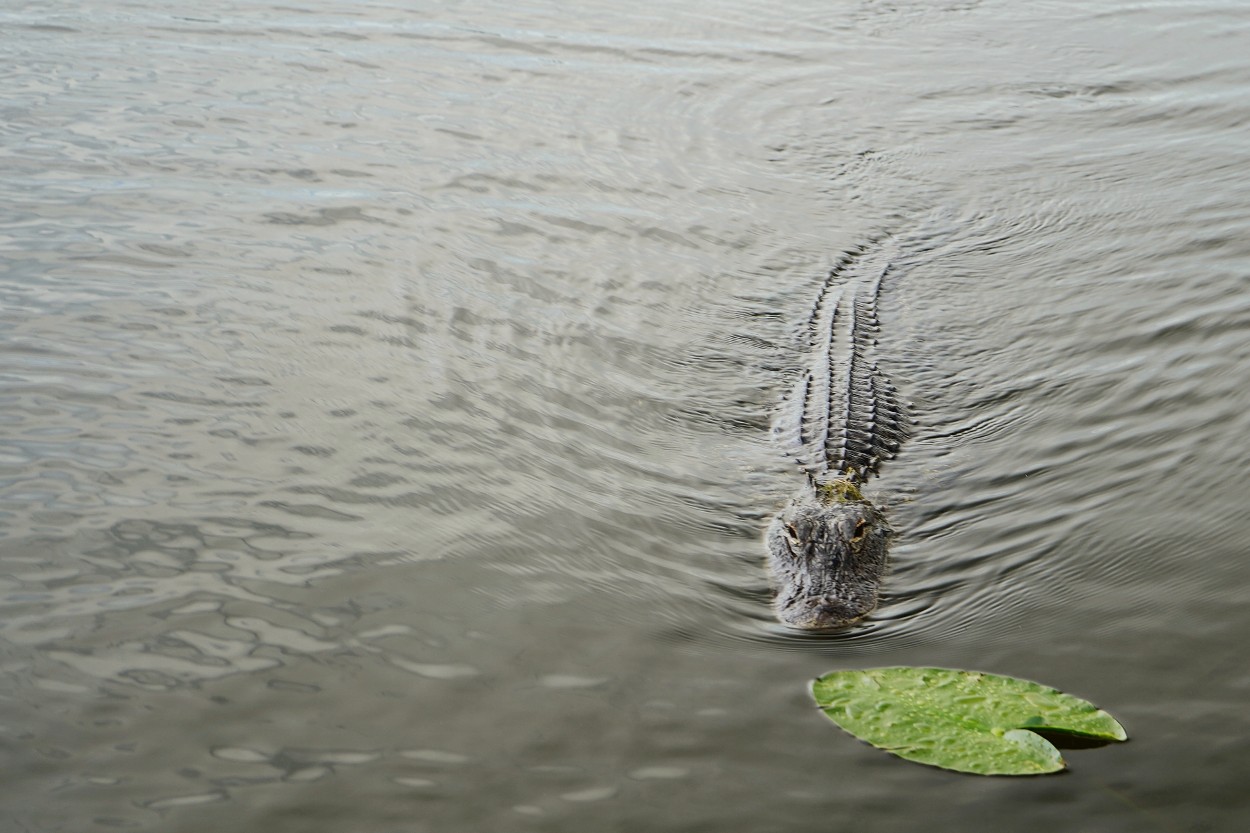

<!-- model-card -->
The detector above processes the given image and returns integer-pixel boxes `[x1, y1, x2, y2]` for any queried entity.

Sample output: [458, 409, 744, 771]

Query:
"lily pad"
[811, 667, 1127, 775]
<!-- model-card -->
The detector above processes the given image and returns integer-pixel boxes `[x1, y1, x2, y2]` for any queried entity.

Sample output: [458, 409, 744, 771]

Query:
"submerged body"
[768, 241, 906, 629]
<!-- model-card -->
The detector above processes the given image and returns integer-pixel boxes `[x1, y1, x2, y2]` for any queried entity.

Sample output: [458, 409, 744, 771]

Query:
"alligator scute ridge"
[768, 238, 909, 630]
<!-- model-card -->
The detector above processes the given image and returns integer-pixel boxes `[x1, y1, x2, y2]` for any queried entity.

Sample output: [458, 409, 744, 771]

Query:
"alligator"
[768, 239, 907, 630]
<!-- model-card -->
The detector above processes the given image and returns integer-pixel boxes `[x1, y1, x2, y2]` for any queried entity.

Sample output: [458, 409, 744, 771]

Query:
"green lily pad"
[811, 667, 1127, 775]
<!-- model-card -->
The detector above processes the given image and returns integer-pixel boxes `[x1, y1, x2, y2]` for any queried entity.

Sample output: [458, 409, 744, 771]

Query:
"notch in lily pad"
[812, 667, 1127, 775]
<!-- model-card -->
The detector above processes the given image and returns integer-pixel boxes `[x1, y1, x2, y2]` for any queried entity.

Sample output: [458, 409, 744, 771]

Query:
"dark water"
[2, 0, 1249, 830]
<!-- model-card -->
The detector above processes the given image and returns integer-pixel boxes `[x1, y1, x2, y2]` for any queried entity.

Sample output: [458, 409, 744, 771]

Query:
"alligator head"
[766, 486, 891, 630]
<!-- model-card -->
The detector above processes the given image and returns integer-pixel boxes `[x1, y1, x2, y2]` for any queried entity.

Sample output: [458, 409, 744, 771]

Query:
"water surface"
[2, 1, 1249, 830]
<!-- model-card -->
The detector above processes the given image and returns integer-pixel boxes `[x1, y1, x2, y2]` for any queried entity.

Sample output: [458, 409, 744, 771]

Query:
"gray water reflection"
[3, 0, 1250, 830]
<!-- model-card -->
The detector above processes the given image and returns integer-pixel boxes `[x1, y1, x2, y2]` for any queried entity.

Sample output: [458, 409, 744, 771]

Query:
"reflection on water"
[3, 0, 1250, 830]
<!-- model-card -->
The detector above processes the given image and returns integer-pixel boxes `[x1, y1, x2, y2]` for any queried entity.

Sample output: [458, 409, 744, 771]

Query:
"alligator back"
[772, 239, 909, 485]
